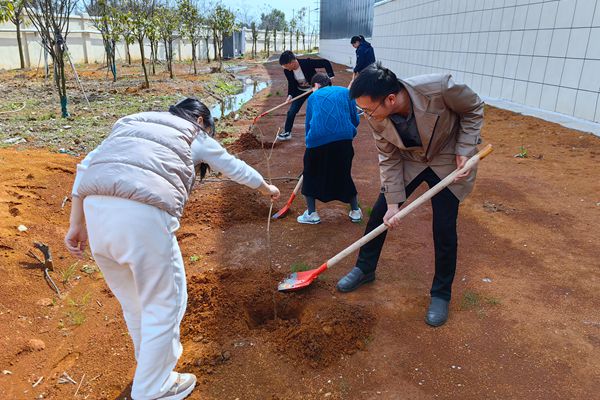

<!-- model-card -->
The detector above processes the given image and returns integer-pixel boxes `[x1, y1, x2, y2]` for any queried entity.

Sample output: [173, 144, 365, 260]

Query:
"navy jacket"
[354, 40, 376, 73]
[284, 58, 335, 97]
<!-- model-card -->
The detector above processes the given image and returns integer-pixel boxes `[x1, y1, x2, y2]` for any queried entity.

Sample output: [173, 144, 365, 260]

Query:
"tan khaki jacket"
[367, 73, 484, 204]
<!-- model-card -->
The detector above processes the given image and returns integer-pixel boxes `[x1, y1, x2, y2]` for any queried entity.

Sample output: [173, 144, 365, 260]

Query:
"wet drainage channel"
[210, 76, 270, 119]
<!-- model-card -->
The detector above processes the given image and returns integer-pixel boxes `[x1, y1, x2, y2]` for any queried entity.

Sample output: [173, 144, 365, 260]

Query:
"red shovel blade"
[272, 193, 296, 219]
[278, 263, 328, 292]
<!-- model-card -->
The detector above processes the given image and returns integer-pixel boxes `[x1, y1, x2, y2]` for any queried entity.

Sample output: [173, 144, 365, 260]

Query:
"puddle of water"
[224, 65, 249, 73]
[210, 77, 270, 119]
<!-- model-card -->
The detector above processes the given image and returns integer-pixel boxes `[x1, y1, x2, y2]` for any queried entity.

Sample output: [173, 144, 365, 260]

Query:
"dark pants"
[284, 94, 309, 133]
[356, 167, 460, 301]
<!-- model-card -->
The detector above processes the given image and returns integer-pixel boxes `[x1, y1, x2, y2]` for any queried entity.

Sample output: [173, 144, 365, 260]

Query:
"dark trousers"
[356, 167, 460, 301]
[284, 94, 309, 133]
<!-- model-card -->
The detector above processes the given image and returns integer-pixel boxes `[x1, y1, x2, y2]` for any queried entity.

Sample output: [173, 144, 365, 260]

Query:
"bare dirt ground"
[0, 59, 599, 400]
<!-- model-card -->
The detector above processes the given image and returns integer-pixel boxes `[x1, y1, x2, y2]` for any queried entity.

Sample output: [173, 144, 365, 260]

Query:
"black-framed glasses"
[363, 101, 384, 120]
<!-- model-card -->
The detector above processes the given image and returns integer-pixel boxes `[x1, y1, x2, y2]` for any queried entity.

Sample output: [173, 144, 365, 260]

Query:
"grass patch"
[66, 310, 86, 326]
[460, 290, 502, 314]
[460, 290, 481, 310]
[514, 145, 528, 158]
[215, 78, 241, 95]
[64, 292, 92, 327]
[189, 254, 201, 263]
[220, 137, 237, 145]
[60, 262, 79, 285]
[290, 262, 313, 273]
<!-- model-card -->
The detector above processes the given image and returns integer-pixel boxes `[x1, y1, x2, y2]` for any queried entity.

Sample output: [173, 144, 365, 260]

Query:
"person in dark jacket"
[277, 50, 335, 141]
[297, 73, 362, 224]
[350, 35, 376, 85]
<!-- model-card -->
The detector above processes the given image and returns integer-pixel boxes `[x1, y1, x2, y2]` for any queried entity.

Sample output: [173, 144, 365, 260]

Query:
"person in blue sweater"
[297, 73, 362, 224]
[349, 35, 376, 87]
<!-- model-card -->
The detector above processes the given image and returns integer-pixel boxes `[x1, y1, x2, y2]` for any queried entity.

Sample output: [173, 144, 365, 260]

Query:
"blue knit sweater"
[304, 86, 360, 149]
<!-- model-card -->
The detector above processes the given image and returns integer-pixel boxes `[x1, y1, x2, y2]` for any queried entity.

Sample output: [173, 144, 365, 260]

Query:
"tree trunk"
[264, 28, 269, 55]
[283, 31, 286, 49]
[53, 49, 69, 117]
[150, 41, 156, 75]
[273, 29, 277, 52]
[16, 21, 25, 69]
[139, 39, 150, 89]
[125, 41, 131, 65]
[212, 29, 218, 63]
[205, 37, 210, 61]
[191, 40, 197, 75]
[168, 40, 174, 79]
[217, 35, 223, 71]
[302, 33, 306, 51]
[110, 40, 117, 82]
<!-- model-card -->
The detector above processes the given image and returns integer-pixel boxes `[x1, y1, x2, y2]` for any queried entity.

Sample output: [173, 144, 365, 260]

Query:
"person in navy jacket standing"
[277, 50, 335, 142]
[350, 35, 376, 85]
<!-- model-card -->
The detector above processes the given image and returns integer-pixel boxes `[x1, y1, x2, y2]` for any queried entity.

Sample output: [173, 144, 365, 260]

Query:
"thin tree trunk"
[139, 39, 150, 89]
[16, 22, 25, 69]
[168, 40, 174, 79]
[126, 41, 131, 65]
[205, 37, 210, 61]
[191, 40, 197, 74]
[150, 41, 156, 75]
[110, 40, 117, 81]
[212, 30, 217, 63]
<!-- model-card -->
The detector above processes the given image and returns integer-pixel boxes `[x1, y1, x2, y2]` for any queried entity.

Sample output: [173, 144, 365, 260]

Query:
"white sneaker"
[349, 208, 363, 223]
[277, 131, 292, 141]
[157, 373, 197, 400]
[297, 210, 321, 224]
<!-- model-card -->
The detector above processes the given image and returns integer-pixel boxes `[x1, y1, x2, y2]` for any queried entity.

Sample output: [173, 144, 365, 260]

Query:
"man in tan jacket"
[337, 63, 484, 327]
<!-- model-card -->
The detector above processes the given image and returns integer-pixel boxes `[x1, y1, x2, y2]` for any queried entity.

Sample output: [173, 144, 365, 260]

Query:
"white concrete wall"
[0, 15, 319, 70]
[319, 38, 362, 68]
[365, 0, 600, 124]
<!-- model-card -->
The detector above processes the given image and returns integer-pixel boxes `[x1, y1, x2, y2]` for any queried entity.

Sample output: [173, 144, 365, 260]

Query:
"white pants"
[84, 196, 187, 400]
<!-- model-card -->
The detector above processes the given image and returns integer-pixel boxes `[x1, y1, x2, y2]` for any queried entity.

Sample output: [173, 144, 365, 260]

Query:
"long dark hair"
[168, 97, 214, 180]
[169, 97, 215, 134]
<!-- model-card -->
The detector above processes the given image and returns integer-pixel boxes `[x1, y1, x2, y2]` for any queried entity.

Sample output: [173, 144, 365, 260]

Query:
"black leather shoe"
[336, 267, 375, 292]
[425, 297, 449, 327]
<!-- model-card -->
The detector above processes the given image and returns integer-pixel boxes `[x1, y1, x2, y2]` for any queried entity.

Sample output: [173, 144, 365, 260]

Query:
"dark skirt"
[301, 139, 357, 203]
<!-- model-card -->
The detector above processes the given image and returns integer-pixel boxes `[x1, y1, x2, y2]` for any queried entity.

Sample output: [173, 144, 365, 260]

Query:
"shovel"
[272, 175, 304, 219]
[251, 89, 315, 126]
[278, 144, 494, 292]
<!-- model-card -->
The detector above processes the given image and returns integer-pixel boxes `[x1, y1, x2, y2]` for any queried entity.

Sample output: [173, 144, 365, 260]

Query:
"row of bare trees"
[246, 7, 310, 59]
[0, 1, 315, 117]
[1, 0, 238, 117]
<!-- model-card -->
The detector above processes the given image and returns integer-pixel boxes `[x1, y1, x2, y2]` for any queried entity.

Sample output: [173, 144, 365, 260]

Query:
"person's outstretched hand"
[261, 182, 280, 200]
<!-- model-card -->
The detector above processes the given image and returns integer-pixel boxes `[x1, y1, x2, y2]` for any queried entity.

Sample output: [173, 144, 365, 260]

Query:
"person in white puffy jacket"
[64, 98, 279, 400]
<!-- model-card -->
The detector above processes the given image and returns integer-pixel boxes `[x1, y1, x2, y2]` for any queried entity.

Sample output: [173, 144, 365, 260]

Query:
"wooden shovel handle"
[253, 89, 314, 124]
[327, 144, 494, 268]
[292, 175, 304, 195]
[478, 144, 493, 160]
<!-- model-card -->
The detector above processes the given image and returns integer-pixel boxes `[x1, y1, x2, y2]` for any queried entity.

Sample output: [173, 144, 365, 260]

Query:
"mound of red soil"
[227, 128, 279, 153]
[182, 268, 375, 370]
[184, 184, 271, 229]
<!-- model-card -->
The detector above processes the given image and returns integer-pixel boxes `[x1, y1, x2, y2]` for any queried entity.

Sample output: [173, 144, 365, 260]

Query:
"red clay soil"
[1, 60, 599, 400]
